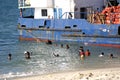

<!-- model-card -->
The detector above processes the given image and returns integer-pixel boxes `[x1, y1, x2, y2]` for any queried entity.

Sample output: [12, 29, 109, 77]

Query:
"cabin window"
[80, 8, 87, 19]
[22, 8, 34, 18]
[41, 9, 47, 16]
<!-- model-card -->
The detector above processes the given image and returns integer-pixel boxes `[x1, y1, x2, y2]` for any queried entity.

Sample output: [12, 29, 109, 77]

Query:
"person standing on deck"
[20, 9, 22, 18]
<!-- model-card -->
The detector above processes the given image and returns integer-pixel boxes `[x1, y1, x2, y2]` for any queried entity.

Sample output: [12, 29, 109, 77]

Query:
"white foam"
[0, 71, 34, 79]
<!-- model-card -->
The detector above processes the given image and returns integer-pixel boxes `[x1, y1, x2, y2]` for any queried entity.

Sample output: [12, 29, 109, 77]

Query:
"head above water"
[101, 52, 104, 55]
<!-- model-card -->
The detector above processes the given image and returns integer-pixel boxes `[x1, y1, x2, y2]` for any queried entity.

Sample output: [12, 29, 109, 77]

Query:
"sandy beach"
[13, 68, 120, 80]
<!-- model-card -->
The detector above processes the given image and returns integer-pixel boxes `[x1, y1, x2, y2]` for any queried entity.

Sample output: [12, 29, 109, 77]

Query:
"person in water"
[24, 51, 31, 59]
[85, 49, 91, 56]
[8, 53, 12, 60]
[79, 49, 85, 60]
[109, 54, 114, 58]
[79, 46, 83, 50]
[99, 52, 104, 57]
[53, 53, 59, 57]
[46, 40, 52, 45]
[61, 44, 63, 48]
[66, 44, 70, 49]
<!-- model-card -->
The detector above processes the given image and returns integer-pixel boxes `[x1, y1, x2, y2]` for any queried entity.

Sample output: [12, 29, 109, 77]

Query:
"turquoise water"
[0, 0, 120, 79]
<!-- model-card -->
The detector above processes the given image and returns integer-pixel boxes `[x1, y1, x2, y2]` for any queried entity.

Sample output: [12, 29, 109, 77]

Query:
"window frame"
[41, 9, 47, 17]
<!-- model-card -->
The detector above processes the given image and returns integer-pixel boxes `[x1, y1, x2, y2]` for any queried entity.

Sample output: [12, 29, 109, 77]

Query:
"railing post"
[23, 0, 25, 7]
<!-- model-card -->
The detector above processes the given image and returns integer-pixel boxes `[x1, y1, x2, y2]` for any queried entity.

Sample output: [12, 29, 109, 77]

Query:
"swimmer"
[53, 53, 59, 57]
[46, 40, 52, 45]
[109, 54, 114, 58]
[61, 44, 63, 48]
[66, 44, 69, 49]
[79, 49, 85, 60]
[85, 49, 91, 56]
[8, 53, 12, 60]
[79, 46, 83, 50]
[99, 52, 104, 57]
[24, 51, 31, 59]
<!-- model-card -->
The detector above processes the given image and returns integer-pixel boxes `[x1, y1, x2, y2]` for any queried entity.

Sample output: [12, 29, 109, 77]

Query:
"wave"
[0, 71, 34, 79]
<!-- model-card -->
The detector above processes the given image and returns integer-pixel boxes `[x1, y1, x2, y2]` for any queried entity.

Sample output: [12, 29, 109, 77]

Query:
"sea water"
[0, 0, 120, 79]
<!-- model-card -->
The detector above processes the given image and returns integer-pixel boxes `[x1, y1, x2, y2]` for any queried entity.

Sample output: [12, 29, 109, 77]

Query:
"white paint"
[25, 0, 105, 19]
[30, 0, 47, 7]
[34, 8, 53, 19]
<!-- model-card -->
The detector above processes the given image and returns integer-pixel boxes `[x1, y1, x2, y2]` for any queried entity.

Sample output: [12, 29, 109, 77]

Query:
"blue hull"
[18, 18, 120, 48]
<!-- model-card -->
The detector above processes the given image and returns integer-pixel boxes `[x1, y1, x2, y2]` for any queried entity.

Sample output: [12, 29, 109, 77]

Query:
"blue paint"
[54, 8, 57, 19]
[58, 8, 62, 19]
[18, 18, 120, 45]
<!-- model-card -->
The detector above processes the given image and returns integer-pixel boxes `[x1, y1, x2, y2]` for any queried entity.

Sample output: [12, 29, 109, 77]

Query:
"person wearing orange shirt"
[85, 49, 91, 56]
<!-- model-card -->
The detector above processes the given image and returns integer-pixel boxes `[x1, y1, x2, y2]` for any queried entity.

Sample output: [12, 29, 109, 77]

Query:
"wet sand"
[13, 68, 120, 80]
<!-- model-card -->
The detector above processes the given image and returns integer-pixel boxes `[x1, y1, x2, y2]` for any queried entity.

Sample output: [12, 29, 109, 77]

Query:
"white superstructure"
[31, 0, 75, 19]
[19, 0, 105, 19]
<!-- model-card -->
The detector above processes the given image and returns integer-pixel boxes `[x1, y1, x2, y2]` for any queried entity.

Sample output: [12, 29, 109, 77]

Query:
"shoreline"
[13, 68, 120, 80]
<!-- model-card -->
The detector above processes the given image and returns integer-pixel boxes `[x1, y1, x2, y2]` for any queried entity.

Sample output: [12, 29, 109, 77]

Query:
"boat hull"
[18, 18, 120, 48]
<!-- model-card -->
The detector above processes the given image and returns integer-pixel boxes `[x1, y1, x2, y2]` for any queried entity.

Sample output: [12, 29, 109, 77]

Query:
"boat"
[17, 0, 120, 48]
